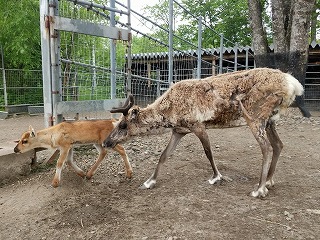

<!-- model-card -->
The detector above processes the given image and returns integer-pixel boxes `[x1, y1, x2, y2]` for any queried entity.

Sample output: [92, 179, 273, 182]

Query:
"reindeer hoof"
[208, 173, 222, 185]
[265, 179, 275, 189]
[139, 179, 156, 189]
[250, 187, 268, 198]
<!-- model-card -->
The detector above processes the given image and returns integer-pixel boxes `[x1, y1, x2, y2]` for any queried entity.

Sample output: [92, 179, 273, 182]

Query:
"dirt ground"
[0, 109, 320, 240]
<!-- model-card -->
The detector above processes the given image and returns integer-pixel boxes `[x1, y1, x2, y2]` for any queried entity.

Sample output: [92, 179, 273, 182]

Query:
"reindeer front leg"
[192, 126, 224, 185]
[140, 130, 185, 189]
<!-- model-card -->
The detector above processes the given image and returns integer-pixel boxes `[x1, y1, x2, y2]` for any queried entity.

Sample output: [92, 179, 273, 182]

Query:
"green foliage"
[0, 0, 41, 69]
[135, 0, 274, 51]
[181, 0, 252, 47]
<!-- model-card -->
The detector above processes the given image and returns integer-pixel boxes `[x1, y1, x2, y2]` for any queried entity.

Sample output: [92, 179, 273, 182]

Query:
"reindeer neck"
[133, 106, 169, 135]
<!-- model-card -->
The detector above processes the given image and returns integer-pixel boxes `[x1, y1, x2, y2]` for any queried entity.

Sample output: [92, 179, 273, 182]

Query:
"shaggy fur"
[104, 68, 304, 198]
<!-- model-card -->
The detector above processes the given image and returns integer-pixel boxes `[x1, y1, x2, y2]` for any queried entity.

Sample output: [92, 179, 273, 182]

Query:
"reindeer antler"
[110, 94, 134, 115]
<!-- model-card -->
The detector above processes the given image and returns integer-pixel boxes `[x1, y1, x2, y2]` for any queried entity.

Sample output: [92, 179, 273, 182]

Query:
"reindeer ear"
[29, 125, 36, 137]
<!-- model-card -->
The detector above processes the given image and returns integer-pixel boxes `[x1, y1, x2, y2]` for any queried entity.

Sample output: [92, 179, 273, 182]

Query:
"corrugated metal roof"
[131, 41, 320, 60]
[131, 46, 252, 60]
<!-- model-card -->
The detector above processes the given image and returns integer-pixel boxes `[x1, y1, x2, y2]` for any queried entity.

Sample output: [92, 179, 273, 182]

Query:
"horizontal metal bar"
[56, 99, 125, 115]
[53, 16, 130, 40]
[65, 0, 128, 15]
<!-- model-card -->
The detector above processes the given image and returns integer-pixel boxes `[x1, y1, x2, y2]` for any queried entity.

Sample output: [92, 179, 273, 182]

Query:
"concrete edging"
[0, 142, 35, 185]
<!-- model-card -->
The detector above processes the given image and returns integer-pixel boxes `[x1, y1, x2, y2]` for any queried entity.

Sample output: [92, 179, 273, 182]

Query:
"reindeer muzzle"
[14, 146, 21, 153]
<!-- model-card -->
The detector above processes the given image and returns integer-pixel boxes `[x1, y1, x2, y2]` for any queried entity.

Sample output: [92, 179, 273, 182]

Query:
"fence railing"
[0, 69, 43, 112]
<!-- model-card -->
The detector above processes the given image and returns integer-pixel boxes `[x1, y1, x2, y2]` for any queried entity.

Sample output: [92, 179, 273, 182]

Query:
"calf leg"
[112, 144, 133, 179]
[265, 120, 283, 188]
[86, 144, 107, 179]
[52, 148, 70, 187]
[66, 148, 86, 177]
[140, 130, 186, 189]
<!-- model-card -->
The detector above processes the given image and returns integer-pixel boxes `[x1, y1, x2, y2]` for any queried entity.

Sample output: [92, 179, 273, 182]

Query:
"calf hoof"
[126, 170, 133, 179]
[51, 180, 60, 188]
[86, 173, 93, 180]
[76, 171, 86, 178]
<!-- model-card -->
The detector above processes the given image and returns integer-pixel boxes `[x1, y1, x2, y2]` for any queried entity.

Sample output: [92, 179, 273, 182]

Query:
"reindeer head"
[14, 126, 37, 153]
[104, 94, 139, 148]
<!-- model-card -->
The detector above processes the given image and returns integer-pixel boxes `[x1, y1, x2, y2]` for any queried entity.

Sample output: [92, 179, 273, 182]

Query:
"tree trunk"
[287, 0, 315, 117]
[247, 0, 271, 67]
[248, 0, 315, 117]
[270, 0, 293, 71]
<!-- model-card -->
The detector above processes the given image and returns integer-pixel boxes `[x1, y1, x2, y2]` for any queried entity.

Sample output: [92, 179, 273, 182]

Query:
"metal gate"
[40, 0, 131, 127]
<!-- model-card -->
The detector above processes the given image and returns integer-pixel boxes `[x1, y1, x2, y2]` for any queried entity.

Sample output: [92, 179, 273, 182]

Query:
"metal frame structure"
[39, 0, 131, 127]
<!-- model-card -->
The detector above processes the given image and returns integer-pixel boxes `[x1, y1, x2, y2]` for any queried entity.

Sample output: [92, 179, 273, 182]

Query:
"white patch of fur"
[208, 173, 222, 185]
[284, 73, 304, 105]
[270, 112, 281, 121]
[194, 109, 216, 122]
[143, 179, 157, 188]
[112, 120, 120, 128]
[55, 168, 62, 181]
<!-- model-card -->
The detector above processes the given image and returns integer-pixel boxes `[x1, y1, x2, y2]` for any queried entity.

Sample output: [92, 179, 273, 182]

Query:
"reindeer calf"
[14, 120, 132, 187]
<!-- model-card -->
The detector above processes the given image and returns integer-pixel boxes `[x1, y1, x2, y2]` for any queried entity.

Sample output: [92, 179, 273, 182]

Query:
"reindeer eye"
[22, 139, 28, 144]
[119, 122, 127, 130]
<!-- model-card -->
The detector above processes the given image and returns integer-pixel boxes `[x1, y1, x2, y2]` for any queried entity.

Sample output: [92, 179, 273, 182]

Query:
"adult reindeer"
[104, 68, 305, 198]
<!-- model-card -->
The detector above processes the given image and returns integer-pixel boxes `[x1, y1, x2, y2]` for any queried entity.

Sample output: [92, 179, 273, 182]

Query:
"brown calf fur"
[14, 120, 132, 187]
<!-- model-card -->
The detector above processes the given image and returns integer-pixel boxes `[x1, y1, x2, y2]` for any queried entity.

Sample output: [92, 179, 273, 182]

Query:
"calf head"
[14, 126, 37, 153]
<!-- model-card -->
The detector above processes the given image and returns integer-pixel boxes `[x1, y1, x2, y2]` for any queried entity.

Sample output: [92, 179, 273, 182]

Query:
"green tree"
[0, 0, 41, 69]
[142, 0, 262, 49]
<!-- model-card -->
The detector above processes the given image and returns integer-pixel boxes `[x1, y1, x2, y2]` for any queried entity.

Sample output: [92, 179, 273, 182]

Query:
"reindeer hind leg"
[265, 120, 283, 188]
[247, 120, 272, 198]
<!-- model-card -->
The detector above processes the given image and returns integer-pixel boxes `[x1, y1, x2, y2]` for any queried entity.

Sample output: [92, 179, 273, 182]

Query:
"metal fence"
[1, 0, 319, 117]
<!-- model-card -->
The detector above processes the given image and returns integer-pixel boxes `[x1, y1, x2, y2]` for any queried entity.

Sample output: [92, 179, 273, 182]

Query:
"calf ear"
[29, 125, 36, 138]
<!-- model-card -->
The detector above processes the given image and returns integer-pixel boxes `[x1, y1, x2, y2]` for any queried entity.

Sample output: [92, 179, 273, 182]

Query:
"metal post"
[91, 44, 97, 97]
[219, 34, 224, 74]
[40, 0, 53, 127]
[168, 0, 174, 86]
[1, 45, 8, 106]
[245, 47, 249, 69]
[156, 68, 160, 97]
[110, 0, 116, 99]
[49, 0, 62, 124]
[126, 0, 132, 96]
[234, 43, 238, 71]
[197, 17, 202, 79]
